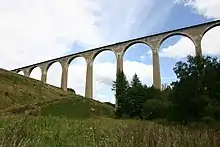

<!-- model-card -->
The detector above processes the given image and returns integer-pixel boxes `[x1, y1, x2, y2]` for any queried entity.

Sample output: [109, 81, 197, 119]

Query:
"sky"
[0, 0, 220, 104]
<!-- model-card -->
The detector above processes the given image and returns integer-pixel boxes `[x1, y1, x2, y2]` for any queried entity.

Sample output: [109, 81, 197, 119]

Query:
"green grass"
[0, 68, 69, 110]
[0, 68, 114, 118]
[41, 98, 114, 119]
[0, 116, 220, 147]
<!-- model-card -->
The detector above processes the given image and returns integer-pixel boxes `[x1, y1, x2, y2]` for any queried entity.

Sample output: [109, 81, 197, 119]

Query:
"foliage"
[142, 99, 168, 120]
[112, 71, 130, 118]
[169, 55, 220, 123]
[67, 88, 76, 94]
[104, 102, 115, 108]
[112, 55, 220, 124]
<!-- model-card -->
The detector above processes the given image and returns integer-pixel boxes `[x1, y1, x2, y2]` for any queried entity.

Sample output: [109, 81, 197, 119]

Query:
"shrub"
[142, 99, 168, 120]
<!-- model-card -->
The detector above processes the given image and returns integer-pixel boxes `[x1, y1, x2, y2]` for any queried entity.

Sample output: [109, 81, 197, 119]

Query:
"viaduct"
[11, 20, 220, 99]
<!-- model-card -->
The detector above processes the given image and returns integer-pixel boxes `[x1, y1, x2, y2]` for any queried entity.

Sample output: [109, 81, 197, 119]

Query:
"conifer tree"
[112, 71, 130, 118]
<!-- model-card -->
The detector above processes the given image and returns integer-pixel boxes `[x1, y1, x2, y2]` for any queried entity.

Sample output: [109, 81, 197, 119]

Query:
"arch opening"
[159, 35, 195, 86]
[122, 41, 150, 57]
[18, 70, 24, 75]
[68, 57, 86, 96]
[123, 43, 153, 87]
[159, 32, 195, 47]
[93, 50, 116, 104]
[92, 48, 115, 62]
[201, 23, 220, 39]
[201, 25, 220, 57]
[47, 62, 62, 87]
[29, 66, 41, 81]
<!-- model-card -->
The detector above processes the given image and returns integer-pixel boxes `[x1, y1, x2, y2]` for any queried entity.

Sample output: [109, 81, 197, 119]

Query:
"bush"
[104, 102, 115, 108]
[142, 99, 168, 120]
[67, 88, 75, 94]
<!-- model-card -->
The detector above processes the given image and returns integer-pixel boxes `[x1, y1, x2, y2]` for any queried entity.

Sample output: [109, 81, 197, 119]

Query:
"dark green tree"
[169, 55, 220, 123]
[127, 73, 145, 119]
[112, 71, 130, 118]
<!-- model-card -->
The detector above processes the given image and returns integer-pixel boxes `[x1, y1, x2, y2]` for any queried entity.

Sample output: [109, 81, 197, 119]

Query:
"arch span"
[47, 61, 62, 87]
[201, 25, 220, 56]
[68, 57, 87, 96]
[67, 55, 85, 65]
[17, 70, 24, 75]
[93, 50, 116, 103]
[158, 32, 196, 49]
[159, 35, 196, 86]
[91, 48, 116, 62]
[29, 66, 41, 81]
[201, 22, 220, 39]
[122, 41, 151, 57]
[123, 43, 153, 86]
[45, 60, 61, 72]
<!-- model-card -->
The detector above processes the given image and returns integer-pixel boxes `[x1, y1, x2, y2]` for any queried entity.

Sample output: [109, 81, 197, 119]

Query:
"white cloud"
[0, 0, 104, 70]
[159, 15, 220, 59]
[175, 0, 220, 19]
[162, 0, 220, 59]
[159, 36, 196, 59]
[0, 0, 174, 103]
[201, 26, 220, 55]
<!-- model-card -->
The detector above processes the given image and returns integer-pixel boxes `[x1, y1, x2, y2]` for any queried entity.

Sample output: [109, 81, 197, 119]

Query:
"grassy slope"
[0, 68, 114, 118]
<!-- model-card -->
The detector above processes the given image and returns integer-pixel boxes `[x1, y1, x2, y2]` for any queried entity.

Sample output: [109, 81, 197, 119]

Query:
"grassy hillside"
[0, 68, 114, 118]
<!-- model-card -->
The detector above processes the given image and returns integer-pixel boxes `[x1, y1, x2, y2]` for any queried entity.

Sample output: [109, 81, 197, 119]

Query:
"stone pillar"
[116, 52, 123, 75]
[194, 37, 202, 56]
[23, 69, 30, 77]
[85, 58, 93, 99]
[61, 62, 68, 92]
[114, 48, 124, 111]
[40, 65, 47, 83]
[152, 49, 161, 90]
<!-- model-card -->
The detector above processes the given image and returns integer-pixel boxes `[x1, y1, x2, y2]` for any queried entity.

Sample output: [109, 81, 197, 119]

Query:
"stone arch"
[93, 50, 116, 103]
[68, 56, 87, 96]
[158, 32, 196, 50]
[122, 40, 152, 57]
[46, 61, 62, 87]
[201, 23, 220, 56]
[67, 54, 85, 65]
[159, 34, 196, 86]
[29, 66, 42, 81]
[45, 60, 61, 72]
[123, 42, 153, 86]
[29, 65, 41, 75]
[91, 48, 117, 62]
[17, 70, 24, 75]
[201, 22, 220, 39]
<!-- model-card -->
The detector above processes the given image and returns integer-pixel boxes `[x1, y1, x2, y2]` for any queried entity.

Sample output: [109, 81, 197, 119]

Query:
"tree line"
[112, 55, 220, 124]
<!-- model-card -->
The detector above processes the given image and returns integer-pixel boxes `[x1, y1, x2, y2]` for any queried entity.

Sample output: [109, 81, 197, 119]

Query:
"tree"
[112, 71, 130, 118]
[169, 55, 220, 123]
[127, 73, 145, 118]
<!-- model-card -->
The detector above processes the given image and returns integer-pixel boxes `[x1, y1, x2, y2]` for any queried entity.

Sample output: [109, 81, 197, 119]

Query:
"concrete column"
[85, 59, 93, 99]
[61, 62, 68, 92]
[116, 52, 123, 75]
[195, 38, 202, 56]
[41, 66, 47, 83]
[152, 49, 161, 90]
[115, 52, 123, 111]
